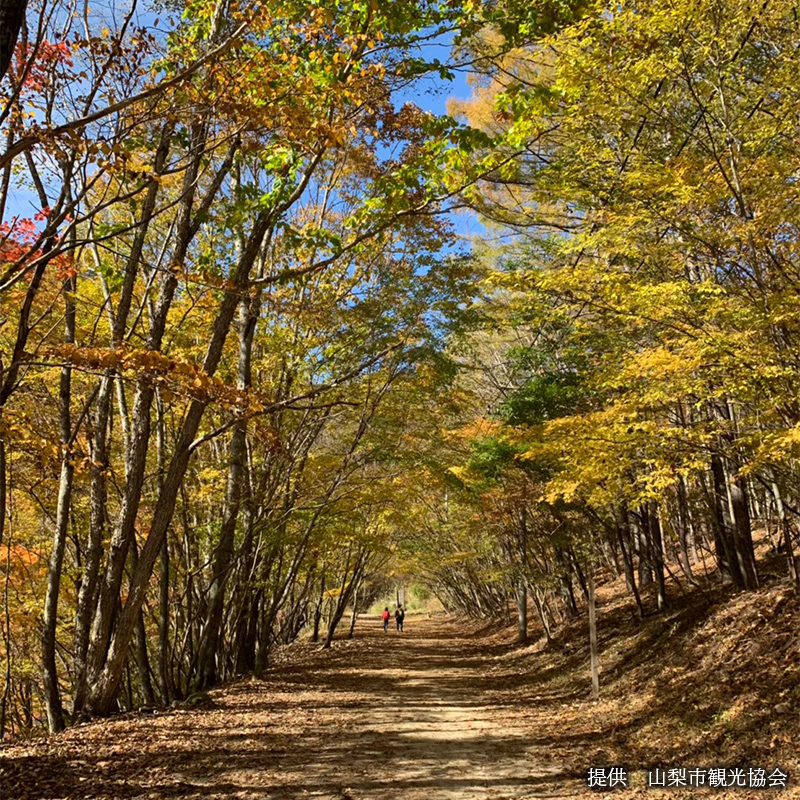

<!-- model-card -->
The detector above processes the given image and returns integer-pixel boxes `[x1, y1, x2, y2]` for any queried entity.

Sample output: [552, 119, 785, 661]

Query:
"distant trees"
[401, 0, 800, 647]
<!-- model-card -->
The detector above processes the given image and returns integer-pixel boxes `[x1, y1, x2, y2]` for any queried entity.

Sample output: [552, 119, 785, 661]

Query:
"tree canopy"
[0, 0, 798, 735]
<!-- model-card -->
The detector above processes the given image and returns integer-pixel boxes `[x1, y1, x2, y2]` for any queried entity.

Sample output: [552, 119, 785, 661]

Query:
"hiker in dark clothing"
[395, 605, 404, 632]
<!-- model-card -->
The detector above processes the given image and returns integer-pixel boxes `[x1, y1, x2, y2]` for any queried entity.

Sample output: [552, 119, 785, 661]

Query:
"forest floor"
[1, 566, 798, 800]
[1, 618, 570, 800]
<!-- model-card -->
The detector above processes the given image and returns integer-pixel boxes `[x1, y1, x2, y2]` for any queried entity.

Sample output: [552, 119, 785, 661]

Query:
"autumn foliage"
[0, 0, 798, 749]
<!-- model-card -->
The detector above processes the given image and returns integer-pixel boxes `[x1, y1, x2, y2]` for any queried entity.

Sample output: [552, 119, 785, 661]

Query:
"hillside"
[470, 550, 799, 796]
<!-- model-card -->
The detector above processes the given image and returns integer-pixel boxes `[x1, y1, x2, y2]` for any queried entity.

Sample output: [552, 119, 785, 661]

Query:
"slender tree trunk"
[323, 548, 357, 649]
[0, 436, 5, 552]
[649, 502, 667, 611]
[515, 577, 527, 644]
[617, 509, 644, 618]
[588, 570, 599, 701]
[635, 509, 653, 588]
[723, 401, 758, 590]
[515, 510, 528, 643]
[676, 477, 697, 584]
[727, 469, 759, 589]
[42, 269, 76, 733]
[348, 578, 361, 639]
[230, 509, 255, 673]
[312, 572, 325, 643]
[0, 459, 11, 739]
[153, 389, 171, 704]
[85, 137, 203, 694]
[74, 126, 172, 713]
[254, 548, 287, 675]
[710, 454, 743, 587]
[196, 289, 259, 689]
[72, 378, 111, 713]
[708, 397, 758, 590]
[157, 539, 170, 702]
[530, 586, 553, 644]
[86, 209, 272, 715]
[555, 547, 578, 616]
[232, 528, 268, 674]
[571, 550, 588, 600]
[768, 475, 798, 588]
[129, 539, 155, 707]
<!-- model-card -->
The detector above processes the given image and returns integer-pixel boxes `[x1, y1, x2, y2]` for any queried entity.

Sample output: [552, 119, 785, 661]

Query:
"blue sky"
[4, 15, 484, 242]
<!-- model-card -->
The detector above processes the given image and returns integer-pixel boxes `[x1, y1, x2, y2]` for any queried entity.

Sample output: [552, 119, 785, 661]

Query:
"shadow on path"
[1, 618, 577, 800]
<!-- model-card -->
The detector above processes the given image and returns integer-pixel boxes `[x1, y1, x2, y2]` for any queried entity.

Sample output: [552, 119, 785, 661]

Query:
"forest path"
[1, 616, 572, 800]
[231, 616, 566, 800]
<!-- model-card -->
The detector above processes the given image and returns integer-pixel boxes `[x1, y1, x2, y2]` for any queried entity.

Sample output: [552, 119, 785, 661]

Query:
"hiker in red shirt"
[382, 607, 390, 633]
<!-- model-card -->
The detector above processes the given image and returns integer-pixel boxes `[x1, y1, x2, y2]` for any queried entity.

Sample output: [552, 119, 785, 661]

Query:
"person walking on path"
[395, 605, 404, 632]
[382, 607, 390, 633]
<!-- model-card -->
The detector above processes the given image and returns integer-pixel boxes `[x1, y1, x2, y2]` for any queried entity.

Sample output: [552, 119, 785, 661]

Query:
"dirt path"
[1, 617, 572, 800]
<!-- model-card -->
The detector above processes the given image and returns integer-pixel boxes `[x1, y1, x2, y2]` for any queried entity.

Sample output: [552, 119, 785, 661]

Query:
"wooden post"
[588, 570, 599, 701]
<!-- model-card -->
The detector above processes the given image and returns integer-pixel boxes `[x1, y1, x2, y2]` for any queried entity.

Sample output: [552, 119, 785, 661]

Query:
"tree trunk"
[348, 579, 361, 639]
[676, 477, 697, 583]
[769, 476, 798, 588]
[617, 508, 644, 618]
[85, 207, 272, 715]
[727, 469, 759, 589]
[704, 461, 734, 583]
[154, 389, 171, 704]
[723, 402, 758, 590]
[710, 454, 744, 587]
[649, 502, 667, 611]
[588, 569, 599, 701]
[84, 131, 204, 698]
[195, 290, 259, 689]
[635, 509, 653, 588]
[312, 573, 325, 643]
[323, 549, 358, 649]
[570, 549, 589, 600]
[515, 510, 528, 644]
[530, 586, 553, 644]
[325, 548, 371, 649]
[72, 378, 111, 713]
[515, 576, 527, 644]
[42, 268, 76, 733]
[556, 545, 578, 617]
[231, 504, 257, 675]
[73, 126, 172, 713]
[158, 539, 170, 704]
[0, 0, 27, 84]
[129, 539, 155, 707]
[0, 472, 11, 740]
